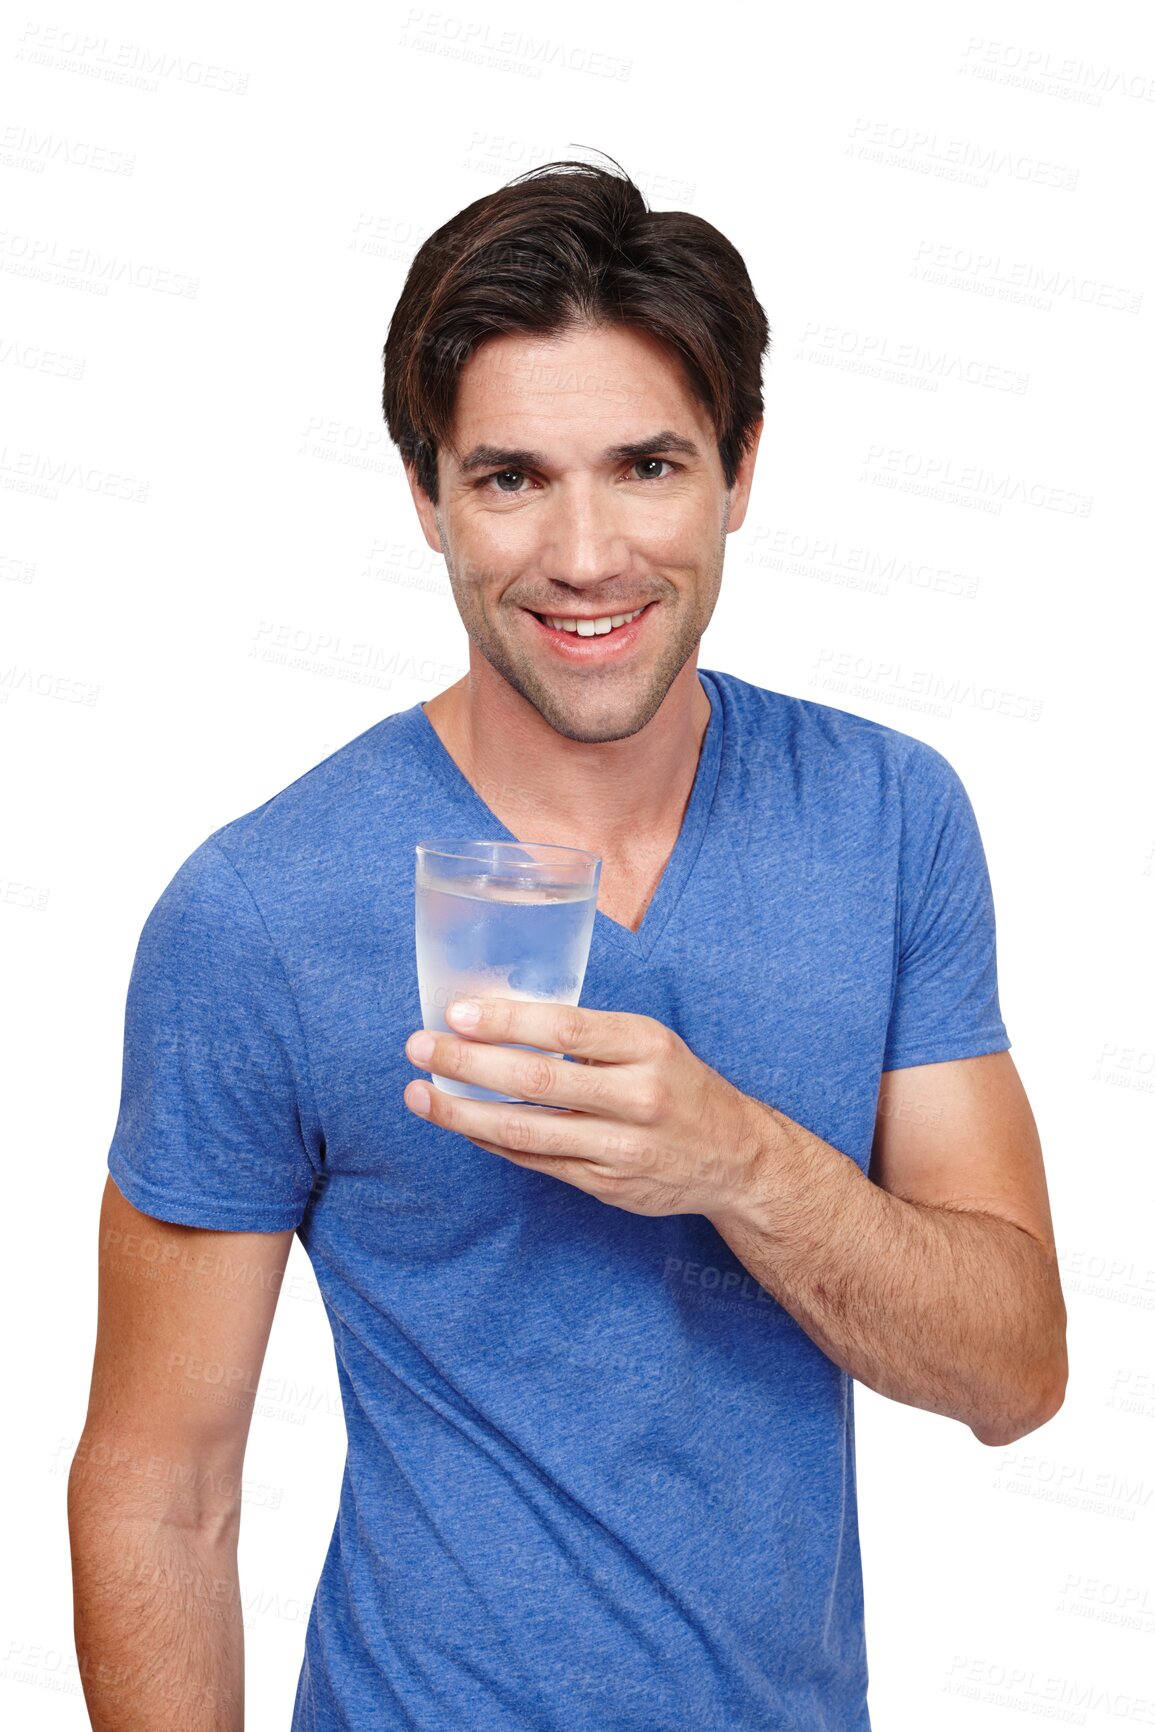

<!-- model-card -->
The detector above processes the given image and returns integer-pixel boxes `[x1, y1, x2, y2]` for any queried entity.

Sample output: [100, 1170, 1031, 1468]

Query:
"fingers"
[409, 1034, 612, 1113]
[446, 996, 663, 1066]
[407, 1081, 603, 1163]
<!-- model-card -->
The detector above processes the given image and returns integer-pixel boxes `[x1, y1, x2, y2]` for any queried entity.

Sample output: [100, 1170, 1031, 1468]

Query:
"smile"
[533, 605, 648, 636]
[524, 600, 657, 658]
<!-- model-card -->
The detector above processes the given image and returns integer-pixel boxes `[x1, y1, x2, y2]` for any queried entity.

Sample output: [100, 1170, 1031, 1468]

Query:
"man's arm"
[707, 1050, 1068, 1446]
[68, 1175, 296, 1731]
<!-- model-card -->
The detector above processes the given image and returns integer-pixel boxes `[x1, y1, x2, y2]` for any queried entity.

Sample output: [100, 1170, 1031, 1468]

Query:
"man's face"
[406, 322, 760, 744]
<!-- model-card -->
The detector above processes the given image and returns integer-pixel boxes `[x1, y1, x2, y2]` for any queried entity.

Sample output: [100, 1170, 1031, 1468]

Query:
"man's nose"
[534, 481, 631, 590]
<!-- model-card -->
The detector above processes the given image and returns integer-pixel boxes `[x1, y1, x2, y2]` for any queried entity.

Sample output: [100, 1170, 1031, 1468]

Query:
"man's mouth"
[526, 602, 653, 638]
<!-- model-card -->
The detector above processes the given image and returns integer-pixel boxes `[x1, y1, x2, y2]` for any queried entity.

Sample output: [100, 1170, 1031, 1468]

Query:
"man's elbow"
[971, 1346, 1069, 1448]
[971, 1386, 1065, 1448]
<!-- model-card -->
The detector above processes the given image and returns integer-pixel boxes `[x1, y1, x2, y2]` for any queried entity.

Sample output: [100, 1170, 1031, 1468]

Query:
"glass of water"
[414, 839, 602, 1103]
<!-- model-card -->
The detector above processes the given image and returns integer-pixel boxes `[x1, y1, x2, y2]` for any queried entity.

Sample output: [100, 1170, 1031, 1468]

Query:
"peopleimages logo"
[846, 117, 1079, 190]
[809, 648, 1043, 722]
[860, 444, 1093, 516]
[944, 1655, 1155, 1724]
[0, 337, 85, 380]
[15, 23, 249, 94]
[0, 121, 135, 176]
[397, 11, 632, 80]
[745, 525, 979, 602]
[793, 321, 1029, 394]
[1056, 1571, 1155, 1635]
[0, 446, 148, 502]
[911, 239, 1143, 314]
[0, 230, 197, 297]
[958, 36, 1155, 104]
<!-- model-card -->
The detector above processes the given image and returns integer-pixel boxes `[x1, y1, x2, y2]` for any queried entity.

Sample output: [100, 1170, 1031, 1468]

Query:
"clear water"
[415, 873, 599, 1103]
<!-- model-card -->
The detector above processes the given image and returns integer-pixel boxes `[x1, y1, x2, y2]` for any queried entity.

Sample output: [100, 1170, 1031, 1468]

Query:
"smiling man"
[406, 320, 732, 933]
[72, 157, 1066, 1731]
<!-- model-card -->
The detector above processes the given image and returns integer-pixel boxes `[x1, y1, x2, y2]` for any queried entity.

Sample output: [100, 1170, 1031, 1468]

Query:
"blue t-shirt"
[106, 667, 1010, 1731]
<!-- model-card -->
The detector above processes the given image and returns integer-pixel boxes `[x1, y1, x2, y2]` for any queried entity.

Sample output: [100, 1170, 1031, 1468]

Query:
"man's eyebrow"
[455, 431, 702, 473]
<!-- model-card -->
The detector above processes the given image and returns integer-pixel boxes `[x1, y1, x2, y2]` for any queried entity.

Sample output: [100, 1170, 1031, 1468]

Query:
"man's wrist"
[708, 1091, 825, 1243]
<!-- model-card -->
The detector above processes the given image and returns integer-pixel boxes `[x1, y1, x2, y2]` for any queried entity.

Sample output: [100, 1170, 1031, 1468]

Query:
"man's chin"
[508, 666, 676, 746]
[528, 708, 657, 746]
[464, 614, 693, 743]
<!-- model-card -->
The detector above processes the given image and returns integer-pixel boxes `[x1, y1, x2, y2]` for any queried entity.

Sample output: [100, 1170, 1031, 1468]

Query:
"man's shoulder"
[708, 666, 943, 784]
[163, 705, 421, 908]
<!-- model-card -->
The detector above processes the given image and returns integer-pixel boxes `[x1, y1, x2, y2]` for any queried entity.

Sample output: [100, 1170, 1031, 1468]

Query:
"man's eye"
[472, 469, 531, 494]
[479, 458, 677, 495]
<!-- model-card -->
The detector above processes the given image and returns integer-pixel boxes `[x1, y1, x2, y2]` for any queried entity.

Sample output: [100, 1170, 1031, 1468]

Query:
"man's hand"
[403, 996, 763, 1219]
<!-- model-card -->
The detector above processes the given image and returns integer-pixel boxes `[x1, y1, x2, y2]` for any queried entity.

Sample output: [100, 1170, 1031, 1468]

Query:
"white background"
[3, 1, 1153, 1726]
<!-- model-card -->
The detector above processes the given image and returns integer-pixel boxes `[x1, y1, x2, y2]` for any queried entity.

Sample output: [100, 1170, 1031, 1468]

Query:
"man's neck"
[421, 663, 712, 861]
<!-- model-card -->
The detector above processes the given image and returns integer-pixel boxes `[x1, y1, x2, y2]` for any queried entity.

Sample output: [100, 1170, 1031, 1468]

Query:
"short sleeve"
[107, 836, 322, 1231]
[882, 745, 1011, 1071]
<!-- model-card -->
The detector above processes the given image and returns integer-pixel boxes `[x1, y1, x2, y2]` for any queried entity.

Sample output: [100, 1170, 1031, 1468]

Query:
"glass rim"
[416, 838, 601, 867]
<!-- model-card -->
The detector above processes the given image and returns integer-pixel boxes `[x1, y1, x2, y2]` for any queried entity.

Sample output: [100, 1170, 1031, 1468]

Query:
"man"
[69, 157, 1067, 1730]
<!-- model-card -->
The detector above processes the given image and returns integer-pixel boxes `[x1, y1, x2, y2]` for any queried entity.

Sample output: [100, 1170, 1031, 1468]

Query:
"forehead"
[449, 323, 710, 442]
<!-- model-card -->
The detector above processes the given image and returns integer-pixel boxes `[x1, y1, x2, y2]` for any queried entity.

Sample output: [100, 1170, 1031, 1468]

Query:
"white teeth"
[543, 606, 646, 636]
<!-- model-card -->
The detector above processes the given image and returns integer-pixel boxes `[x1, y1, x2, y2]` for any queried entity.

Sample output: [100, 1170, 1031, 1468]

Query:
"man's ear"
[404, 459, 444, 556]
[724, 418, 763, 537]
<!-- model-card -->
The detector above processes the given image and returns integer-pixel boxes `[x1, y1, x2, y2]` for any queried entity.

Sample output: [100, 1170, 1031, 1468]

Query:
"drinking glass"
[414, 839, 602, 1103]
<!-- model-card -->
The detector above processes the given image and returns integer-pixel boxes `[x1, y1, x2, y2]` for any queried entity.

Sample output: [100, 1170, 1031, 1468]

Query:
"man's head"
[382, 155, 770, 743]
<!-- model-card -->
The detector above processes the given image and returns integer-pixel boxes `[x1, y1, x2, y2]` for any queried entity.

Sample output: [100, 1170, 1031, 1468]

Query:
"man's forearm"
[707, 1098, 1068, 1446]
[68, 1468, 244, 1730]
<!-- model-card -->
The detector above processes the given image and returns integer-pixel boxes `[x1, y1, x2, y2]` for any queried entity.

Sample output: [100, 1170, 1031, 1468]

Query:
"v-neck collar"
[400, 670, 724, 964]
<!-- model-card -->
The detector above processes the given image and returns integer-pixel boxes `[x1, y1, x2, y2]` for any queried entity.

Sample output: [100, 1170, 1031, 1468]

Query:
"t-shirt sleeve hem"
[107, 1150, 305, 1232]
[881, 1031, 1011, 1071]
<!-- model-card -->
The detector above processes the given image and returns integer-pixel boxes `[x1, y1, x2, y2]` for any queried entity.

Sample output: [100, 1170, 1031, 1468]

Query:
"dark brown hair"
[382, 152, 770, 505]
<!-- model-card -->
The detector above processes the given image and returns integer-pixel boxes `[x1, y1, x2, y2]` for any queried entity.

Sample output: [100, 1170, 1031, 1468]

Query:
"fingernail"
[409, 1083, 431, 1114]
[448, 999, 480, 1026]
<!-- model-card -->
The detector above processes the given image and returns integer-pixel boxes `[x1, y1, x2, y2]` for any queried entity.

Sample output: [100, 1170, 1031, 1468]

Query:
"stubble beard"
[445, 565, 718, 745]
